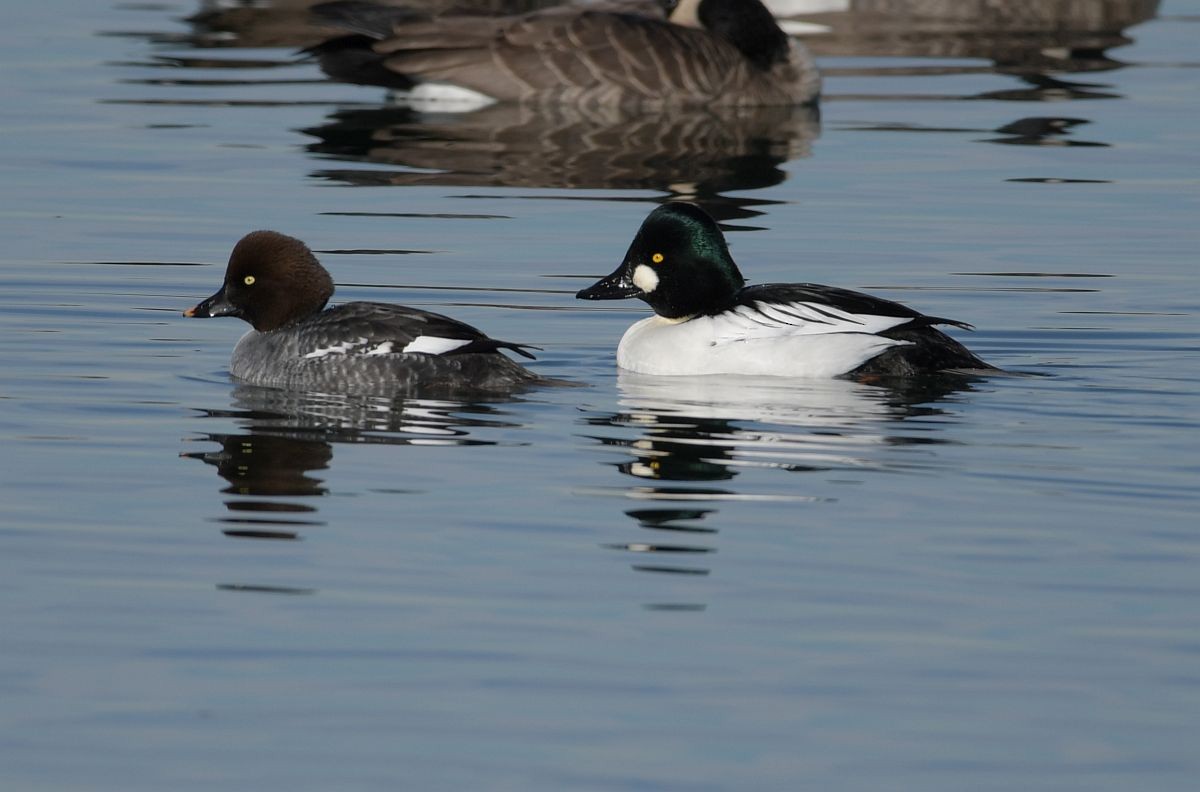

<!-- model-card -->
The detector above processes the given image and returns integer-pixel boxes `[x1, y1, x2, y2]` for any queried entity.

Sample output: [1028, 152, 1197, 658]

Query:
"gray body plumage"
[185, 230, 550, 396]
[228, 301, 542, 396]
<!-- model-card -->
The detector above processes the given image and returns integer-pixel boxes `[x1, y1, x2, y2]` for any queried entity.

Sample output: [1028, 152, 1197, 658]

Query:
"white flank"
[402, 336, 473, 355]
[615, 315, 909, 377]
[632, 264, 659, 294]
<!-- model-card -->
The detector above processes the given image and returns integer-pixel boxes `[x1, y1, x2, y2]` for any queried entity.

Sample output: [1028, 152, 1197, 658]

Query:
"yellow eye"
[651, 253, 664, 264]
[243, 275, 256, 286]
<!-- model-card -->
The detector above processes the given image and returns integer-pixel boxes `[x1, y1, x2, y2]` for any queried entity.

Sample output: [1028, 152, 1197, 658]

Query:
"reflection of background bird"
[303, 103, 819, 220]
[844, 116, 1108, 147]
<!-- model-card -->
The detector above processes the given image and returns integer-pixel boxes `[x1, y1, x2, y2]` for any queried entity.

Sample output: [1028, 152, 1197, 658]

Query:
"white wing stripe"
[304, 337, 369, 359]
[712, 301, 912, 344]
[402, 336, 473, 355]
[304, 336, 473, 358]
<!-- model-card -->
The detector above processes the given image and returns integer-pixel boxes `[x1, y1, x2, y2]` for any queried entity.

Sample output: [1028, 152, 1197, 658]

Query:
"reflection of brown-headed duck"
[578, 202, 997, 378]
[308, 0, 819, 107]
[184, 231, 547, 395]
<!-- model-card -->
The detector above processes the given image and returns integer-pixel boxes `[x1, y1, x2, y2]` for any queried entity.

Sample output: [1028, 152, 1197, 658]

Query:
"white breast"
[615, 314, 907, 378]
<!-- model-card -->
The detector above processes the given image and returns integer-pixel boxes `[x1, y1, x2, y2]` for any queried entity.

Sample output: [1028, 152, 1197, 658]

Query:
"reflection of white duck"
[618, 369, 897, 427]
[614, 370, 921, 478]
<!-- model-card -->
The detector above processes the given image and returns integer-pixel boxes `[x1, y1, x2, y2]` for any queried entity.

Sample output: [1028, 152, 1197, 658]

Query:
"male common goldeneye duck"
[184, 230, 545, 395]
[307, 0, 819, 108]
[576, 202, 997, 378]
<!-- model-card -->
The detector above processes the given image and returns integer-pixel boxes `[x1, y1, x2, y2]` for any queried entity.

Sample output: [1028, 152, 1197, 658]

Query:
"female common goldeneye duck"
[576, 202, 998, 378]
[184, 230, 545, 394]
[307, 0, 820, 108]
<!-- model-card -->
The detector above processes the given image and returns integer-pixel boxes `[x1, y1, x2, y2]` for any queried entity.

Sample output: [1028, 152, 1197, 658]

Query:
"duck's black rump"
[848, 324, 997, 378]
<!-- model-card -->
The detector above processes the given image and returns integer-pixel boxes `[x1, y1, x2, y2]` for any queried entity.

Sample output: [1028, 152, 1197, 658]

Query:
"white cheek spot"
[632, 264, 659, 294]
[402, 336, 472, 355]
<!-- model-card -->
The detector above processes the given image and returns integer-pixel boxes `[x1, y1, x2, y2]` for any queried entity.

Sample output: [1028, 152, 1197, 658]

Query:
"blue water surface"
[0, 1, 1198, 789]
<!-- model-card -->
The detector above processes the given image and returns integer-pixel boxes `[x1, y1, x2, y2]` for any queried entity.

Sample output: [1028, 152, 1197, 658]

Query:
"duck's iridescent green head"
[576, 202, 745, 320]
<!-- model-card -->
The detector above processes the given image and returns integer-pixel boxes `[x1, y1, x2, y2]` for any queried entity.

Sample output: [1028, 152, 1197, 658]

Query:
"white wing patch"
[401, 336, 473, 355]
[712, 300, 911, 345]
[304, 337, 370, 359]
[304, 336, 471, 359]
[616, 315, 909, 377]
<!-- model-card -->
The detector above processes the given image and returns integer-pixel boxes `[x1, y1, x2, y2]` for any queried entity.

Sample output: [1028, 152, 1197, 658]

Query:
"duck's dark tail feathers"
[920, 315, 975, 332]
[850, 325, 997, 378]
[499, 341, 540, 361]
[449, 339, 542, 360]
